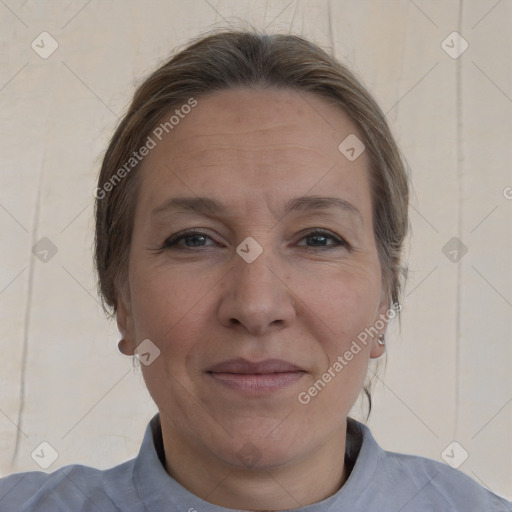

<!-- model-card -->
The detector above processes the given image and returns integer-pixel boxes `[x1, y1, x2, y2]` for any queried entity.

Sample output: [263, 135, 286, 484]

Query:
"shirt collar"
[133, 412, 380, 511]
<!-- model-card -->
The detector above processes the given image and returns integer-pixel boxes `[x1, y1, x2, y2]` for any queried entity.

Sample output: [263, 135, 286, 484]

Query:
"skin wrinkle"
[116, 87, 388, 510]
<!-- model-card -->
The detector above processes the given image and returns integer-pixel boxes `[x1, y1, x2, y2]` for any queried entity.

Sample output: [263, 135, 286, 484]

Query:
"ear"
[116, 284, 136, 356]
[369, 295, 390, 359]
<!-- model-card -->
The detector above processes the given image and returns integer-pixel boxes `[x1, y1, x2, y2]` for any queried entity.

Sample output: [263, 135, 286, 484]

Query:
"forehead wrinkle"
[164, 120, 337, 152]
[170, 142, 330, 160]
[173, 125, 302, 139]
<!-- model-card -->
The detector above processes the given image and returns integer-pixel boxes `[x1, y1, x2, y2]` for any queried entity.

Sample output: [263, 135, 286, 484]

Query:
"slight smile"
[206, 358, 307, 395]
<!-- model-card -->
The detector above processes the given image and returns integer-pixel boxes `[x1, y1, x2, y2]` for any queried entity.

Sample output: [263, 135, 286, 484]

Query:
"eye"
[161, 229, 218, 249]
[296, 229, 349, 250]
[158, 228, 349, 252]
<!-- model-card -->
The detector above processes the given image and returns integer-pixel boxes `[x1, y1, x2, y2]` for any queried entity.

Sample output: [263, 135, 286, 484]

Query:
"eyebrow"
[150, 195, 363, 223]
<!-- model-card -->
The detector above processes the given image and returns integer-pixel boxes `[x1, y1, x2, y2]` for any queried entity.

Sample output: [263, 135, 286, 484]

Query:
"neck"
[160, 420, 349, 510]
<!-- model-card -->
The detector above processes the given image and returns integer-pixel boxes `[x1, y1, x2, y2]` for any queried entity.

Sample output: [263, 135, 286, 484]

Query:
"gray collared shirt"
[1, 413, 510, 511]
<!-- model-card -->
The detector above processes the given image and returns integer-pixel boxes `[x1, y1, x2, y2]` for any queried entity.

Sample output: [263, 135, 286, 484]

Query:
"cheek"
[295, 262, 381, 399]
[130, 267, 185, 345]
[295, 270, 379, 414]
[129, 268, 211, 410]
[295, 258, 382, 335]
[131, 259, 207, 330]
[129, 261, 221, 377]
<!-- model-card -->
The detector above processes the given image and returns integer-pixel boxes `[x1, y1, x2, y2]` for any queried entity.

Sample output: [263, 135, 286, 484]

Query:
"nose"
[217, 246, 297, 336]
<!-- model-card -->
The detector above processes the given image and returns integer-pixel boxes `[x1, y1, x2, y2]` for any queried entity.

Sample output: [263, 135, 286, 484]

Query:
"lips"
[206, 358, 306, 394]
[207, 358, 304, 374]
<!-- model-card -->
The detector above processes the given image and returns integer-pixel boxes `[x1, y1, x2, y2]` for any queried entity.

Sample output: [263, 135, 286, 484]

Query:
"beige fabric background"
[1, 0, 511, 501]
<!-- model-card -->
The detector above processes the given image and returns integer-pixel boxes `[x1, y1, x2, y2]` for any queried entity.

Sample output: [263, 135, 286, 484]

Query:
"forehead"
[136, 87, 371, 218]
[162, 87, 361, 158]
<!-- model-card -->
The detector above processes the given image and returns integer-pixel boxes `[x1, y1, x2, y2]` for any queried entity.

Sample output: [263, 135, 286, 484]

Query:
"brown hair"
[94, 28, 409, 415]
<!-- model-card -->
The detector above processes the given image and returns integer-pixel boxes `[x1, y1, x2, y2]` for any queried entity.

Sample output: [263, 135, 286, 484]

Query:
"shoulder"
[0, 459, 141, 512]
[379, 448, 512, 510]
[347, 419, 512, 511]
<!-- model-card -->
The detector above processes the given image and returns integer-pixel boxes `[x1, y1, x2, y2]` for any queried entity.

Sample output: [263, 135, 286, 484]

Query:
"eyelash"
[159, 228, 349, 252]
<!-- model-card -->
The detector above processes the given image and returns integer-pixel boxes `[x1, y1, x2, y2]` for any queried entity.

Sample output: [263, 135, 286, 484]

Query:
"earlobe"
[117, 338, 132, 356]
[370, 335, 386, 359]
[116, 292, 136, 356]
[369, 297, 390, 359]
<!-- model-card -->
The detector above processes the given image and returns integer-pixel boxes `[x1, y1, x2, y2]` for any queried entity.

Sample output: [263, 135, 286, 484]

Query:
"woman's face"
[117, 87, 388, 468]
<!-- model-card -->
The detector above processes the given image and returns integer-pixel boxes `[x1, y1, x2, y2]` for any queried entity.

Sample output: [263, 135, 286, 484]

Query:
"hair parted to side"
[94, 27, 410, 417]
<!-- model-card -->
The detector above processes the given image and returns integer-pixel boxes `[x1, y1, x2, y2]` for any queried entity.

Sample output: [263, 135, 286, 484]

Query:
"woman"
[1, 28, 510, 511]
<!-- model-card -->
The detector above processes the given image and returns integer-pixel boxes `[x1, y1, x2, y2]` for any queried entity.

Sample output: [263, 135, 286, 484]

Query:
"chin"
[211, 420, 312, 470]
